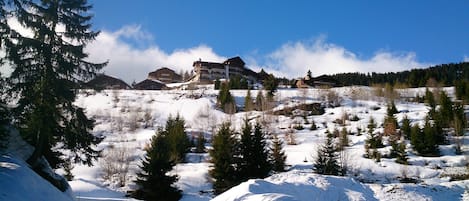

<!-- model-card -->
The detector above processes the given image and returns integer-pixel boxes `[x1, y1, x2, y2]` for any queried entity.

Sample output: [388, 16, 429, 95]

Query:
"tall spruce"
[209, 123, 238, 195]
[314, 132, 341, 176]
[401, 115, 411, 140]
[250, 122, 271, 178]
[132, 128, 181, 201]
[256, 90, 265, 111]
[165, 114, 190, 162]
[217, 83, 236, 114]
[425, 88, 436, 119]
[437, 91, 453, 128]
[1, 0, 106, 168]
[365, 117, 383, 160]
[270, 134, 287, 172]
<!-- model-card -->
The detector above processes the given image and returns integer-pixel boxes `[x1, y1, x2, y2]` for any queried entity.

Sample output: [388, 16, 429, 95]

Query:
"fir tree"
[209, 123, 238, 195]
[387, 101, 398, 116]
[314, 132, 341, 176]
[453, 102, 467, 136]
[244, 89, 254, 111]
[195, 132, 206, 153]
[263, 73, 278, 97]
[310, 121, 317, 130]
[421, 117, 439, 156]
[237, 118, 253, 180]
[410, 124, 423, 153]
[270, 134, 286, 172]
[165, 114, 190, 162]
[1, 0, 105, 168]
[365, 117, 383, 160]
[250, 122, 271, 178]
[132, 128, 182, 201]
[437, 91, 453, 128]
[217, 83, 236, 114]
[401, 116, 411, 140]
[425, 88, 436, 119]
[395, 140, 408, 165]
[338, 127, 349, 151]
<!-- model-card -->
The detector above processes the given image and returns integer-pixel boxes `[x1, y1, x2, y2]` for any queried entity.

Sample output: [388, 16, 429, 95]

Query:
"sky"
[6, 1, 469, 84]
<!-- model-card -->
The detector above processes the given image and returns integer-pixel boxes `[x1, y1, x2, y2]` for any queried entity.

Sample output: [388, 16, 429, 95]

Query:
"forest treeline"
[307, 62, 469, 87]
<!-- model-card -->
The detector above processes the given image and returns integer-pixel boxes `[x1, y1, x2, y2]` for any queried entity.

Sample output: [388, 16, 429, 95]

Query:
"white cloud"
[85, 25, 225, 84]
[261, 37, 429, 78]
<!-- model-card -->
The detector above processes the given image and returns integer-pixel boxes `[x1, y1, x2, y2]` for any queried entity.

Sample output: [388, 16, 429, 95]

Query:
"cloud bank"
[85, 25, 226, 84]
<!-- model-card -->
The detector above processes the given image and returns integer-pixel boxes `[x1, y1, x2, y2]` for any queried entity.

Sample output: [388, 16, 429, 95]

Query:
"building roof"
[223, 56, 245, 67]
[133, 79, 167, 90]
[84, 74, 131, 90]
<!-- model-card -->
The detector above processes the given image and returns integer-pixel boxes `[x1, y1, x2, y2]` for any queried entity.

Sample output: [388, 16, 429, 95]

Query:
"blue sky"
[84, 0, 469, 83]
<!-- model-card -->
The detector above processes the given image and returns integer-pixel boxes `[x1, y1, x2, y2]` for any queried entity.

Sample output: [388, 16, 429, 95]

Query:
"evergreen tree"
[270, 134, 286, 172]
[437, 91, 453, 128]
[338, 127, 349, 150]
[401, 116, 411, 140]
[195, 133, 206, 153]
[244, 89, 254, 111]
[165, 114, 190, 162]
[410, 124, 423, 153]
[250, 122, 271, 178]
[314, 132, 341, 176]
[217, 83, 236, 114]
[263, 73, 278, 97]
[365, 117, 383, 160]
[421, 117, 439, 156]
[387, 101, 398, 116]
[209, 123, 238, 195]
[310, 121, 317, 130]
[453, 102, 467, 136]
[0, 95, 8, 151]
[237, 119, 271, 180]
[1, 0, 105, 168]
[425, 88, 436, 119]
[395, 140, 408, 165]
[132, 128, 181, 201]
[256, 90, 265, 111]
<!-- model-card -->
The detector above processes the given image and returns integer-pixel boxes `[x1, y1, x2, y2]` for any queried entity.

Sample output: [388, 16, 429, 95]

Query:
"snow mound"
[0, 155, 74, 201]
[212, 170, 377, 201]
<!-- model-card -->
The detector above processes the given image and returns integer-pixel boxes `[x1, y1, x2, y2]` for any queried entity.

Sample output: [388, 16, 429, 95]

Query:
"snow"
[0, 155, 74, 201]
[2, 86, 468, 200]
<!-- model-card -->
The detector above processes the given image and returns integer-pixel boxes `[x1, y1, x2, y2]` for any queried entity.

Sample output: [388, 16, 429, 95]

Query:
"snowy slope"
[68, 86, 469, 200]
[0, 155, 74, 201]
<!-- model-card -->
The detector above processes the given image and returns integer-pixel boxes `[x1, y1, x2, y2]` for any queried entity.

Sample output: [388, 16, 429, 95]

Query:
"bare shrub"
[100, 142, 131, 187]
[285, 126, 297, 145]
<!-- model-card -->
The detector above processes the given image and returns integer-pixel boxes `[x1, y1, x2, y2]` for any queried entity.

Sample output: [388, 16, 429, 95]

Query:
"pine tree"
[395, 140, 408, 165]
[338, 127, 349, 151]
[165, 114, 190, 162]
[437, 91, 453, 128]
[401, 116, 411, 140]
[410, 124, 423, 153]
[217, 83, 236, 114]
[422, 117, 439, 156]
[310, 121, 317, 130]
[365, 117, 383, 160]
[209, 123, 238, 195]
[314, 132, 341, 176]
[237, 118, 253, 180]
[250, 122, 271, 178]
[244, 89, 254, 111]
[195, 132, 206, 153]
[453, 102, 467, 136]
[132, 128, 182, 201]
[270, 134, 286, 172]
[1, 0, 105, 168]
[387, 101, 398, 116]
[0, 95, 8, 152]
[425, 88, 436, 119]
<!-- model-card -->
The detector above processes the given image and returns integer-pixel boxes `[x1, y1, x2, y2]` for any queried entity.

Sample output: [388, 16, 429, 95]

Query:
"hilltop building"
[190, 56, 258, 84]
[148, 67, 182, 84]
[84, 74, 131, 90]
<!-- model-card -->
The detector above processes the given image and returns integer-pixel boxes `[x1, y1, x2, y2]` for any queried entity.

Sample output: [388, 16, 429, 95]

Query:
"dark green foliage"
[338, 127, 349, 151]
[394, 141, 408, 165]
[387, 101, 398, 116]
[214, 79, 221, 90]
[217, 83, 236, 114]
[401, 116, 411, 140]
[365, 117, 383, 160]
[237, 121, 271, 180]
[63, 158, 74, 181]
[195, 133, 206, 153]
[165, 114, 190, 162]
[229, 75, 249, 89]
[452, 103, 467, 136]
[410, 117, 440, 157]
[454, 80, 469, 103]
[244, 89, 254, 111]
[314, 133, 341, 176]
[0, 100, 9, 151]
[1, 0, 105, 168]
[315, 62, 469, 87]
[132, 129, 182, 201]
[263, 73, 279, 97]
[437, 91, 453, 128]
[310, 121, 317, 130]
[209, 123, 238, 195]
[270, 134, 287, 172]
[425, 89, 436, 119]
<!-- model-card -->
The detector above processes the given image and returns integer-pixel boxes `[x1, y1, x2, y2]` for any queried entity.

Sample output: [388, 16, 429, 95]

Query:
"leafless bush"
[100, 142, 132, 187]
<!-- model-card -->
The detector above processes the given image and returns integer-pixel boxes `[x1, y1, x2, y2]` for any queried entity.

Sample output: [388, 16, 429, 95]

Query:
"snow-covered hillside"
[68, 86, 469, 200]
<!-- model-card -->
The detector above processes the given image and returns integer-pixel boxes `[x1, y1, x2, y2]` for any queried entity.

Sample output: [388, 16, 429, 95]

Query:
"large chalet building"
[191, 57, 258, 84]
